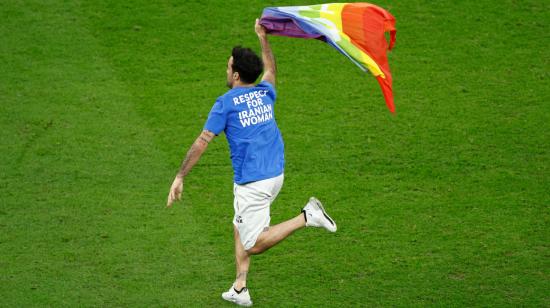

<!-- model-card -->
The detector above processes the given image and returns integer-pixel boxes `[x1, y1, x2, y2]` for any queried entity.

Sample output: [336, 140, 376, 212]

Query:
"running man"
[167, 19, 337, 307]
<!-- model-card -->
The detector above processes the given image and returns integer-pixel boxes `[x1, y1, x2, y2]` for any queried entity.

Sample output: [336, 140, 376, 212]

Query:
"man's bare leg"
[233, 226, 250, 290]
[247, 214, 306, 255]
[233, 214, 305, 287]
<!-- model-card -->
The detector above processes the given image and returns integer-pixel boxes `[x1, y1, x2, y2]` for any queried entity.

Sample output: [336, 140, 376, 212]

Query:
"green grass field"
[1, 0, 548, 306]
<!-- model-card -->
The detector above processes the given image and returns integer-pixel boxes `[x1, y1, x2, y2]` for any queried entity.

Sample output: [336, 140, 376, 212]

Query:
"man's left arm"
[166, 130, 215, 207]
[255, 19, 276, 86]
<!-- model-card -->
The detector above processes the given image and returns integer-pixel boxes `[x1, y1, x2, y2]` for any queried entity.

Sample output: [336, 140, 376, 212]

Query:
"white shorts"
[233, 173, 284, 250]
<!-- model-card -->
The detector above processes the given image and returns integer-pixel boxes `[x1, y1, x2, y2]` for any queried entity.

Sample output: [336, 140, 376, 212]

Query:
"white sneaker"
[221, 285, 253, 307]
[302, 197, 337, 232]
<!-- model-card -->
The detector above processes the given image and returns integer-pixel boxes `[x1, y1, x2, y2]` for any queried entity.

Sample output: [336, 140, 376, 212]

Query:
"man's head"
[226, 46, 263, 88]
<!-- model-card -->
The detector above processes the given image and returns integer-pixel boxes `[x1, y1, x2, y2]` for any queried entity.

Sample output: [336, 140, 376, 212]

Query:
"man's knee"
[246, 243, 265, 255]
[244, 227, 270, 255]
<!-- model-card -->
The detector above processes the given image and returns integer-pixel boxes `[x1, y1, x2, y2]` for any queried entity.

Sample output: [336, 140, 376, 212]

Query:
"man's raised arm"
[255, 19, 276, 86]
[166, 130, 215, 207]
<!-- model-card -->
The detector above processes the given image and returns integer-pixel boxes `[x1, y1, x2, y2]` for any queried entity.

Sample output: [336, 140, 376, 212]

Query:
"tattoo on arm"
[199, 136, 210, 144]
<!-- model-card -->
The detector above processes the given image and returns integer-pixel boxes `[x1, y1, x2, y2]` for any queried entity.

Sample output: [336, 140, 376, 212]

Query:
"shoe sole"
[310, 197, 337, 232]
[222, 294, 253, 307]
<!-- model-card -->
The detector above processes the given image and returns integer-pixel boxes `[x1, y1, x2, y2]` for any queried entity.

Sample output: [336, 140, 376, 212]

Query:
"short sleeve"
[203, 97, 227, 135]
[257, 81, 276, 101]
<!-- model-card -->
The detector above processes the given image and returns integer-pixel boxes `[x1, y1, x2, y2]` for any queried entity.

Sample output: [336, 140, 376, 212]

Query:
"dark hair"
[232, 46, 263, 84]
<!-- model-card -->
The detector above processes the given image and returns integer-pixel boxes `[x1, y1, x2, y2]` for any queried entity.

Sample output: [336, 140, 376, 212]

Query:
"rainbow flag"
[260, 3, 397, 113]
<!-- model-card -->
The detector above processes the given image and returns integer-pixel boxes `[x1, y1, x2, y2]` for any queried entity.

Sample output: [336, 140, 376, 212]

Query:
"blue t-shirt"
[203, 81, 285, 184]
